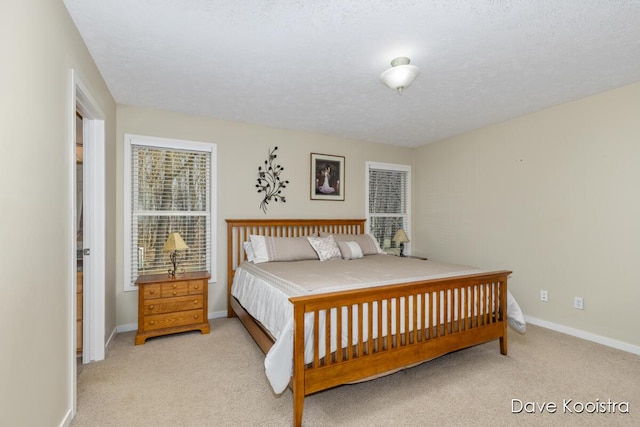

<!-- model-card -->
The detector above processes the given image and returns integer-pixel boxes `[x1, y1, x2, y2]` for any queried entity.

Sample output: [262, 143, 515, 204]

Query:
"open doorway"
[69, 69, 106, 415]
[75, 112, 84, 372]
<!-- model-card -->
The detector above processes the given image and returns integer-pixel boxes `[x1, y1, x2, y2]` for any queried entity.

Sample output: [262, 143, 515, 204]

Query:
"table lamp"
[393, 229, 409, 257]
[163, 232, 189, 278]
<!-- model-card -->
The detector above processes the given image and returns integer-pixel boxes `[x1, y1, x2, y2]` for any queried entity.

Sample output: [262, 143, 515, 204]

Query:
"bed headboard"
[225, 218, 366, 315]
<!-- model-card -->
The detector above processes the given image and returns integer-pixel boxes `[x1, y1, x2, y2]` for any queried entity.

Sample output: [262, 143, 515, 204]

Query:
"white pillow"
[320, 232, 384, 255]
[249, 235, 269, 264]
[306, 235, 341, 261]
[337, 241, 363, 260]
[242, 241, 255, 263]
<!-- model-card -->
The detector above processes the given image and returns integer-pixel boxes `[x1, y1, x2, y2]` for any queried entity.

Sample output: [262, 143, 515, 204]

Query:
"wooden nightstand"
[403, 255, 429, 260]
[134, 271, 211, 345]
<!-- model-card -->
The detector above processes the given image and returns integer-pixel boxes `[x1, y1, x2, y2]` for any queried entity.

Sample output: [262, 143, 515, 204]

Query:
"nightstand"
[403, 255, 428, 260]
[134, 271, 210, 345]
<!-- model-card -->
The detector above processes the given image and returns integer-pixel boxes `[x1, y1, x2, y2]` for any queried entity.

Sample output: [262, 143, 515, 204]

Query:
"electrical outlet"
[574, 297, 584, 310]
[540, 290, 548, 302]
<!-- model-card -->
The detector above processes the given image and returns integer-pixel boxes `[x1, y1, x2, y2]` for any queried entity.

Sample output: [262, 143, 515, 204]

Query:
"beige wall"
[115, 105, 415, 326]
[0, 1, 116, 425]
[414, 82, 640, 347]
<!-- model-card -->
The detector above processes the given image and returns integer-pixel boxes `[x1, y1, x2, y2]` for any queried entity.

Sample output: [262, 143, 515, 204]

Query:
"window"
[124, 134, 216, 291]
[365, 162, 411, 256]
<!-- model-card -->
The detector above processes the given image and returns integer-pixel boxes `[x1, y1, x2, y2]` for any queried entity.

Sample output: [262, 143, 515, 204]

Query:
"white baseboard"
[525, 315, 640, 356]
[116, 323, 137, 333]
[105, 327, 117, 348]
[59, 408, 72, 427]
[209, 310, 228, 320]
[115, 310, 228, 334]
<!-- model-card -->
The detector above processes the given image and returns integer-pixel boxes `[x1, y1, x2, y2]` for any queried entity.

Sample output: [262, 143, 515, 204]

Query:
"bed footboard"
[289, 271, 510, 427]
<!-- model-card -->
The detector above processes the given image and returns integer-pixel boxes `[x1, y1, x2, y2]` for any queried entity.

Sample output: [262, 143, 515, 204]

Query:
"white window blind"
[366, 162, 411, 255]
[124, 135, 216, 290]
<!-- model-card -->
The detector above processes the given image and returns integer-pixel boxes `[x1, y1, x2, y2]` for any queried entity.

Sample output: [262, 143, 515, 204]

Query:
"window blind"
[130, 145, 211, 283]
[367, 164, 410, 253]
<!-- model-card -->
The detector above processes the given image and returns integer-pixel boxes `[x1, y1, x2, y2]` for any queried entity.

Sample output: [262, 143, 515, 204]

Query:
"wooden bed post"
[227, 220, 237, 317]
[500, 278, 508, 355]
[292, 301, 306, 427]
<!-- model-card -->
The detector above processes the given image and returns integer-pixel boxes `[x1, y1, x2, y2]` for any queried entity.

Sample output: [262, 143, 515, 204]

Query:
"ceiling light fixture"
[380, 57, 420, 95]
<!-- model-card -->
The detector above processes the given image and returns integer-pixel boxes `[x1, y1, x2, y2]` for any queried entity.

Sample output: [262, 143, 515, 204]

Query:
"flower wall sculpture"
[256, 146, 289, 213]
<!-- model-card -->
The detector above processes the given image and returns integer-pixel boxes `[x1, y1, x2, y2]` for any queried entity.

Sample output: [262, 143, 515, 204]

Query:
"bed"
[226, 218, 513, 426]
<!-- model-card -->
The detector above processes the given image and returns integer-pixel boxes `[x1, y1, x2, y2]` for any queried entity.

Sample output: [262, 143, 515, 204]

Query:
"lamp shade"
[163, 232, 189, 252]
[380, 57, 420, 94]
[393, 229, 409, 243]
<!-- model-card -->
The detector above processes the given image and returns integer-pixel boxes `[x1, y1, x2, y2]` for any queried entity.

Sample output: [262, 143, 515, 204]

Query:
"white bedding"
[231, 255, 525, 394]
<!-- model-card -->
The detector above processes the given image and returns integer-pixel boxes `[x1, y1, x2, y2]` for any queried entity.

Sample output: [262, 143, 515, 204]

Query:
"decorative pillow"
[321, 232, 383, 255]
[306, 235, 341, 261]
[337, 241, 364, 260]
[242, 241, 255, 263]
[249, 235, 319, 264]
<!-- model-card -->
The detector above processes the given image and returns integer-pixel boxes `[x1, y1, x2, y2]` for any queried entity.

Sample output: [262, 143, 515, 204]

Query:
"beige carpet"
[72, 318, 640, 426]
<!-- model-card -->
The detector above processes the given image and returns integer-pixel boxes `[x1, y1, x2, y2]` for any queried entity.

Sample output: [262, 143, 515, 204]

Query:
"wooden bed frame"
[226, 219, 511, 426]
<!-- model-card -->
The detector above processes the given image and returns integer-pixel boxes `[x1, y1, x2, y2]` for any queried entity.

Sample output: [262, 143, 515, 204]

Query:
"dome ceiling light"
[380, 57, 420, 95]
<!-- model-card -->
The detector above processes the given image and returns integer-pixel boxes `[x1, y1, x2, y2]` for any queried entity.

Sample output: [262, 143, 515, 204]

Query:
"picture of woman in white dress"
[311, 153, 344, 201]
[318, 166, 335, 194]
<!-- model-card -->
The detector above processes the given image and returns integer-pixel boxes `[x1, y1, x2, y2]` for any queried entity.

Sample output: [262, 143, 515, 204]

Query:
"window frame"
[365, 161, 412, 256]
[123, 134, 217, 291]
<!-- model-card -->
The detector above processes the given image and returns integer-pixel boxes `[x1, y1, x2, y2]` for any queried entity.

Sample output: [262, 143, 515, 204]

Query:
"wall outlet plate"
[540, 290, 548, 302]
[574, 296, 584, 310]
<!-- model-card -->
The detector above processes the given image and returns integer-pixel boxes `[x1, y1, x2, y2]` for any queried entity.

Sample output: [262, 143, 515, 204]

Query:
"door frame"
[68, 69, 106, 415]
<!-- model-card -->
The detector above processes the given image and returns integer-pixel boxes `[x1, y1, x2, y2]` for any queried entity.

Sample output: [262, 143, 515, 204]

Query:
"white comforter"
[231, 255, 525, 394]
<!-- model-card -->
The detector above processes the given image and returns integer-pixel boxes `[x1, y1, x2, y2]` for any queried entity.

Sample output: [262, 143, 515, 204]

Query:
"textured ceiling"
[63, 0, 640, 147]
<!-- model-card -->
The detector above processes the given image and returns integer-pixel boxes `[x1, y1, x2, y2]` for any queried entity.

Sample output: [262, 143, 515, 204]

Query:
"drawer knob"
[150, 320, 155, 325]
[150, 290, 155, 294]
[149, 305, 155, 310]
[172, 283, 177, 288]
[194, 285, 199, 289]
[194, 300, 198, 304]
[194, 314, 199, 319]
[172, 291, 177, 296]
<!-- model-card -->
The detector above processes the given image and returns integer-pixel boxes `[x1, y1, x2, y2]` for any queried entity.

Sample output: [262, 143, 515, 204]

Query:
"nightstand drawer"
[143, 309, 205, 331]
[188, 280, 205, 294]
[76, 320, 83, 351]
[144, 284, 162, 299]
[144, 295, 204, 315]
[161, 281, 189, 297]
[77, 293, 83, 320]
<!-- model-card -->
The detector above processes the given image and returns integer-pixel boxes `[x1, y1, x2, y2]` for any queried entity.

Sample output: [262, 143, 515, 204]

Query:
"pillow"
[249, 235, 319, 264]
[337, 241, 363, 260]
[306, 235, 341, 261]
[242, 241, 255, 263]
[320, 232, 383, 255]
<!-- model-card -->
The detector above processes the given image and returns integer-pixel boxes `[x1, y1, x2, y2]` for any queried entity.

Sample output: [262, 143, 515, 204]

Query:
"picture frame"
[310, 153, 345, 201]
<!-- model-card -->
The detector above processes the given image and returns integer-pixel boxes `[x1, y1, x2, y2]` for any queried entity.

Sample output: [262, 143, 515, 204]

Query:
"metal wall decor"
[256, 146, 289, 213]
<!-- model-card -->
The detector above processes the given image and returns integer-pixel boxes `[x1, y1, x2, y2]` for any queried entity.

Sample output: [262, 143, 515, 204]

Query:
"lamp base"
[168, 251, 178, 278]
[399, 243, 406, 257]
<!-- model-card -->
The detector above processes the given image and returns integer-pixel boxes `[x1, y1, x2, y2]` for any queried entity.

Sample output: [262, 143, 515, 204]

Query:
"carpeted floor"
[72, 318, 640, 426]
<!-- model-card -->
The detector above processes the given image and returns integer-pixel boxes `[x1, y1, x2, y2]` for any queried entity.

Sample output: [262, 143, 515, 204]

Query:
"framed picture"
[310, 153, 345, 201]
